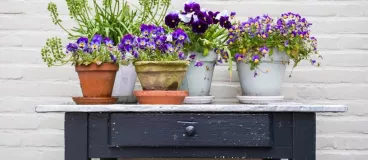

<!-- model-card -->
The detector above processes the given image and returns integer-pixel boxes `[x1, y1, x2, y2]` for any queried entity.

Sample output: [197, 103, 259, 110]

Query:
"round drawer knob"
[185, 126, 196, 136]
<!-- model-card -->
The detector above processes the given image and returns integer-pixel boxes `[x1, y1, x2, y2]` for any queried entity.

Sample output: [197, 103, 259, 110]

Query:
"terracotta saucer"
[72, 97, 118, 105]
[134, 90, 188, 104]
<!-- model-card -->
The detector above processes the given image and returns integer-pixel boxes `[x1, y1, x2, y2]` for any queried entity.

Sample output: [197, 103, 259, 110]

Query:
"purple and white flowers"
[164, 0, 234, 33]
[59, 34, 123, 65]
[119, 24, 189, 61]
[226, 12, 321, 77]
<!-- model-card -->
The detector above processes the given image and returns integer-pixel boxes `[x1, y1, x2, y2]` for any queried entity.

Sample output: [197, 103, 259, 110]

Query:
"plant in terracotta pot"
[120, 24, 190, 104]
[46, 0, 171, 103]
[224, 13, 322, 103]
[164, 0, 233, 103]
[41, 34, 122, 104]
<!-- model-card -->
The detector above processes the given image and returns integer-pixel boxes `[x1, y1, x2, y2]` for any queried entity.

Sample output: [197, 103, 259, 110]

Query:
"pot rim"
[134, 90, 188, 96]
[134, 61, 189, 66]
[75, 63, 119, 72]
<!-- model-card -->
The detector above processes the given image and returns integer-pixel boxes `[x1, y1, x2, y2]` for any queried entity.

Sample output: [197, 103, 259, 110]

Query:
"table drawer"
[109, 113, 272, 147]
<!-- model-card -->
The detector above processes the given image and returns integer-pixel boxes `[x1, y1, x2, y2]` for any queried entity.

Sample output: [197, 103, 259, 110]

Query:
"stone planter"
[134, 61, 189, 90]
[237, 50, 290, 96]
[112, 63, 137, 103]
[180, 51, 217, 96]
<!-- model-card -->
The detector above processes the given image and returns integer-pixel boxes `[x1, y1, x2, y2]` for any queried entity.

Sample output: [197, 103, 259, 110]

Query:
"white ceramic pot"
[237, 50, 290, 96]
[180, 51, 217, 96]
[112, 63, 137, 103]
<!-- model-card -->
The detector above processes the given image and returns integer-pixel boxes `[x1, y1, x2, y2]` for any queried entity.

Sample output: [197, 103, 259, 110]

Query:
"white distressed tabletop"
[36, 103, 347, 113]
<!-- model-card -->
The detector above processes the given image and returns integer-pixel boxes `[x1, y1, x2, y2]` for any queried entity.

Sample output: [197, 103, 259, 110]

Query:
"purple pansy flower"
[76, 37, 89, 49]
[310, 59, 316, 64]
[259, 46, 269, 54]
[194, 60, 204, 67]
[234, 53, 244, 61]
[198, 11, 213, 24]
[227, 38, 235, 45]
[284, 40, 289, 47]
[252, 55, 260, 63]
[165, 11, 181, 28]
[137, 37, 148, 49]
[155, 35, 167, 45]
[132, 50, 139, 58]
[189, 53, 196, 60]
[109, 53, 117, 63]
[192, 19, 209, 33]
[147, 42, 156, 50]
[165, 43, 174, 53]
[172, 28, 188, 42]
[184, 0, 201, 13]
[140, 24, 154, 36]
[92, 34, 103, 43]
[90, 39, 101, 50]
[156, 26, 166, 36]
[208, 11, 220, 24]
[121, 34, 135, 46]
[103, 37, 114, 48]
[290, 31, 297, 38]
[83, 47, 92, 54]
[219, 16, 232, 29]
[178, 52, 185, 60]
[230, 12, 236, 19]
[66, 43, 78, 53]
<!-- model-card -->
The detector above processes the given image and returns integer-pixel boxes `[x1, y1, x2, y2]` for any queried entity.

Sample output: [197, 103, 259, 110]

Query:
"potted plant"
[46, 0, 171, 103]
[164, 0, 232, 104]
[41, 34, 121, 104]
[225, 13, 322, 103]
[120, 24, 190, 104]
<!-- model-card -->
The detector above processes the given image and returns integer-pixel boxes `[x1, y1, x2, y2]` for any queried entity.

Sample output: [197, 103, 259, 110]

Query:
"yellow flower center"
[79, 43, 85, 48]
[254, 59, 259, 63]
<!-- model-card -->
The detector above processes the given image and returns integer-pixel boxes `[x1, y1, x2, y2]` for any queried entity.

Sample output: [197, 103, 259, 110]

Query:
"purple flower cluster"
[118, 24, 189, 60]
[165, 0, 234, 33]
[64, 34, 118, 62]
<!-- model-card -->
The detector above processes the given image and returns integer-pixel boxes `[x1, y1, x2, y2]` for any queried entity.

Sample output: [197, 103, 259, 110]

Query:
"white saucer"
[184, 96, 215, 104]
[236, 96, 284, 104]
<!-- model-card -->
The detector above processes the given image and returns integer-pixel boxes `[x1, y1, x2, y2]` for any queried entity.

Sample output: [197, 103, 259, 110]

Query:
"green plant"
[48, 0, 171, 43]
[42, 0, 171, 67]
[41, 35, 121, 67]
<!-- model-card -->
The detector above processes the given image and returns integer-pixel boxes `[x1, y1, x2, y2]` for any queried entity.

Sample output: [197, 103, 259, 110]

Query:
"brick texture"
[1, 0, 368, 159]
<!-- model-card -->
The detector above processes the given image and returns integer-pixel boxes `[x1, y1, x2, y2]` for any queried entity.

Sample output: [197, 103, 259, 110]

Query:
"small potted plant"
[120, 24, 190, 104]
[41, 34, 121, 104]
[46, 0, 171, 103]
[225, 13, 322, 103]
[164, 0, 233, 104]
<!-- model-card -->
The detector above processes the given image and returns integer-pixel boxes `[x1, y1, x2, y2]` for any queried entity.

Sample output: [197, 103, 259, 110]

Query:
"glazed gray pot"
[237, 50, 290, 96]
[180, 51, 217, 96]
[112, 63, 137, 103]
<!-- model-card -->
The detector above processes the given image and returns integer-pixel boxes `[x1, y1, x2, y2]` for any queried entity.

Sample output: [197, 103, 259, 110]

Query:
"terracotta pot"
[76, 63, 119, 97]
[134, 90, 188, 104]
[134, 61, 189, 90]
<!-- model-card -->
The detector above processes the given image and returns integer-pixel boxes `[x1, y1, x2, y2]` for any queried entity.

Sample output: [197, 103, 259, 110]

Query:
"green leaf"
[203, 48, 209, 56]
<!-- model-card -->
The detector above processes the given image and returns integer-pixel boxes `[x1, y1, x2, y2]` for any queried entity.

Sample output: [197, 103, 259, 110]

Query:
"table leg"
[65, 112, 89, 160]
[291, 113, 316, 160]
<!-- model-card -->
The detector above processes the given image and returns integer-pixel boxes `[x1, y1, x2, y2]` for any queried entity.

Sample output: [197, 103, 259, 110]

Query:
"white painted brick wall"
[1, 0, 368, 159]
